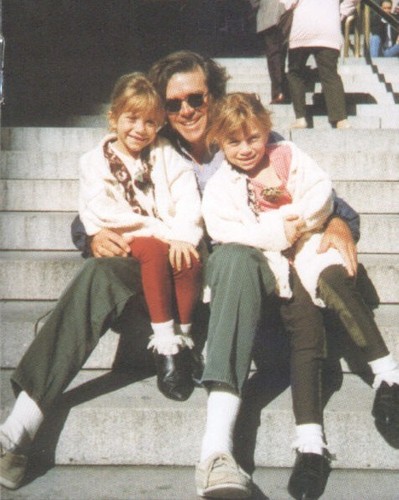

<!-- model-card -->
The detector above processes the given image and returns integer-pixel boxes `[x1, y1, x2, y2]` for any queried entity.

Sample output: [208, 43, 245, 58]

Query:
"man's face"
[165, 67, 209, 148]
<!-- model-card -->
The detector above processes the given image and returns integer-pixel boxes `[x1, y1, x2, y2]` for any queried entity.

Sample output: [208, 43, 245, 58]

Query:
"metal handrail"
[0, 33, 4, 105]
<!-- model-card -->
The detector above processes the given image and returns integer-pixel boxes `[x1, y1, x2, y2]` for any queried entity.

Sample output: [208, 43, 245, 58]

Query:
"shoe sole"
[197, 483, 251, 498]
[0, 475, 21, 490]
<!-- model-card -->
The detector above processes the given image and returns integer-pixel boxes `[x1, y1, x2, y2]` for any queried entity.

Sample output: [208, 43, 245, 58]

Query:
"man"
[0, 51, 360, 494]
[251, 0, 298, 104]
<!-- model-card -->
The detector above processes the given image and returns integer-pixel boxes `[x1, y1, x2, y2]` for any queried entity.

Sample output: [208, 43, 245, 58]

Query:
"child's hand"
[283, 215, 304, 245]
[168, 240, 200, 271]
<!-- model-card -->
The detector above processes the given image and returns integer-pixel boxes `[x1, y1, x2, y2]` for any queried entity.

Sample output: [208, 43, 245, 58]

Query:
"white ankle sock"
[369, 354, 399, 389]
[0, 391, 43, 451]
[292, 423, 325, 455]
[148, 319, 177, 355]
[175, 323, 194, 349]
[177, 323, 191, 336]
[200, 390, 241, 462]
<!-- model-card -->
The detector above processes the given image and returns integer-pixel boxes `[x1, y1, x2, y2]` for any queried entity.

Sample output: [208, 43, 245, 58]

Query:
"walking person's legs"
[288, 47, 311, 128]
[313, 48, 349, 128]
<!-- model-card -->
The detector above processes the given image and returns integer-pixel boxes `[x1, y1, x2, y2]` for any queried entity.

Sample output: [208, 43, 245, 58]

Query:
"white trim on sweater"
[79, 134, 203, 247]
[202, 140, 345, 304]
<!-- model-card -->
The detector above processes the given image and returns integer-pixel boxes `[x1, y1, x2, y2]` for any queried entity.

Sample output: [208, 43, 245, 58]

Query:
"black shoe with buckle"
[154, 348, 194, 402]
[288, 451, 331, 500]
[372, 381, 399, 449]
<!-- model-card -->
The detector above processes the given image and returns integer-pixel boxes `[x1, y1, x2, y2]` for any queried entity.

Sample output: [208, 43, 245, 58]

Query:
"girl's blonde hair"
[109, 72, 165, 127]
[207, 92, 272, 148]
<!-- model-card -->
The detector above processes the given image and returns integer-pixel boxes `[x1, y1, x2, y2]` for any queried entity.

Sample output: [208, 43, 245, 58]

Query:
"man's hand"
[90, 229, 131, 258]
[318, 217, 358, 276]
[168, 240, 199, 271]
[284, 215, 305, 245]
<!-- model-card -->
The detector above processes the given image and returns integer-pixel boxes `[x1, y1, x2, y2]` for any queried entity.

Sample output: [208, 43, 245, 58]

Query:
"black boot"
[154, 348, 194, 402]
[288, 452, 331, 500]
[372, 381, 399, 449]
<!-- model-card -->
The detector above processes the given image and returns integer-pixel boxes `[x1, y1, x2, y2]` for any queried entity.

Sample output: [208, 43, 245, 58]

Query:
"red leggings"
[130, 237, 202, 324]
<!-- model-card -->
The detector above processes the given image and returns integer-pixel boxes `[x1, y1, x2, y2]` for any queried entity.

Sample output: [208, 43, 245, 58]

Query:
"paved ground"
[1, 465, 399, 500]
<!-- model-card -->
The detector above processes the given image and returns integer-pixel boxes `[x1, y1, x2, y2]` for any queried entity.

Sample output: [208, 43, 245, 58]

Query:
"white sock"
[0, 391, 43, 451]
[148, 319, 177, 355]
[292, 423, 325, 455]
[369, 353, 399, 389]
[200, 390, 241, 462]
[177, 323, 192, 336]
[175, 323, 194, 350]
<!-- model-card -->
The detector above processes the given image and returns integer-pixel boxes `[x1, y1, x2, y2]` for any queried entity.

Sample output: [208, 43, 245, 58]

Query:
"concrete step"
[1, 128, 105, 153]
[274, 115, 383, 130]
[0, 212, 77, 250]
[0, 252, 398, 302]
[290, 128, 399, 153]
[3, 147, 398, 181]
[1, 370, 398, 469]
[215, 56, 370, 70]
[0, 251, 83, 300]
[2, 300, 397, 371]
[2, 178, 398, 213]
[4, 127, 399, 154]
[1, 465, 399, 500]
[1, 212, 398, 253]
[0, 151, 81, 179]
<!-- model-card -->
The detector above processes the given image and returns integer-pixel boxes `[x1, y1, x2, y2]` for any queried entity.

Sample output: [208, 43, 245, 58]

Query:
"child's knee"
[131, 237, 169, 260]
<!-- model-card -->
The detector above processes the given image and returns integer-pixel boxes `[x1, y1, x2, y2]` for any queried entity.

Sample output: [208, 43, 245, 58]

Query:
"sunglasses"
[164, 92, 208, 113]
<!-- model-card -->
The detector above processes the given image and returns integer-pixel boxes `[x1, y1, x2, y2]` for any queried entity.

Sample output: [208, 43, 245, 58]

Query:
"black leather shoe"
[288, 452, 331, 500]
[372, 381, 399, 449]
[154, 348, 194, 402]
[270, 93, 286, 104]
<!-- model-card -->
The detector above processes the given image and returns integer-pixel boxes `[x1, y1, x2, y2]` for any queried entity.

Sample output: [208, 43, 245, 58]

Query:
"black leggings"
[280, 265, 389, 426]
[318, 265, 389, 363]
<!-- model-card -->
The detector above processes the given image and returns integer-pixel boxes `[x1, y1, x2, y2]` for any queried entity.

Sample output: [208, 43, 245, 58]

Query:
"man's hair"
[148, 50, 229, 101]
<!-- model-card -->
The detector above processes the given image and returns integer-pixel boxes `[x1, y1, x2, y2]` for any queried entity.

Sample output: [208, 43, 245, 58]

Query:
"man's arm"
[318, 194, 360, 277]
[332, 193, 360, 243]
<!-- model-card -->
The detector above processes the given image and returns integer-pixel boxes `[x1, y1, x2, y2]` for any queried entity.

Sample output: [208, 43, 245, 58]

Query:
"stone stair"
[1, 56, 399, 472]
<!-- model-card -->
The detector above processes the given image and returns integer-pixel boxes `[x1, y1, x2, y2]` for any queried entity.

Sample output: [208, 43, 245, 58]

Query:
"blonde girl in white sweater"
[202, 92, 399, 499]
[79, 73, 204, 402]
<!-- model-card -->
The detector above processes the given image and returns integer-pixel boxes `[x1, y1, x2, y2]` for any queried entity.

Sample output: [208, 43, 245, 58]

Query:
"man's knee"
[211, 243, 263, 267]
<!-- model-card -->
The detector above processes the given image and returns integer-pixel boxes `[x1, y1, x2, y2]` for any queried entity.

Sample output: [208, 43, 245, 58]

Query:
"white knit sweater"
[79, 134, 203, 247]
[202, 141, 345, 305]
[289, 0, 360, 51]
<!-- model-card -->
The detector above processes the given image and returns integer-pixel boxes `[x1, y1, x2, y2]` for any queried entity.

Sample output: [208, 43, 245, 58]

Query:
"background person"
[287, 0, 359, 129]
[370, 0, 399, 57]
[250, 0, 298, 104]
